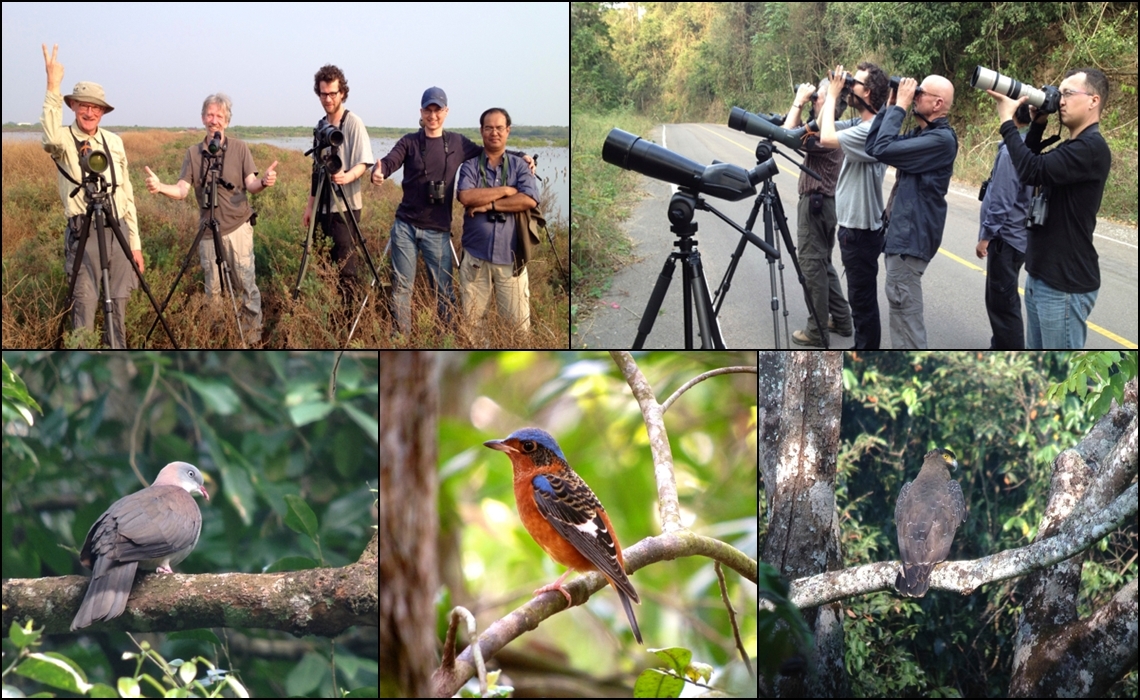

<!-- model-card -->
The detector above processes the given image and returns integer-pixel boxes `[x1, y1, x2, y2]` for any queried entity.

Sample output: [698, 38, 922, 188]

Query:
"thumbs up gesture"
[144, 166, 161, 194]
[262, 160, 278, 188]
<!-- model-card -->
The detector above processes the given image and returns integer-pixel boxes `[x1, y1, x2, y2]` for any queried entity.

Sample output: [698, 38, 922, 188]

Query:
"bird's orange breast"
[513, 470, 596, 571]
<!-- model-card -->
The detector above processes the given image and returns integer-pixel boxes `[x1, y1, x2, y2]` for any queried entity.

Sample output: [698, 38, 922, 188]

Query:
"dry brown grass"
[3, 130, 569, 348]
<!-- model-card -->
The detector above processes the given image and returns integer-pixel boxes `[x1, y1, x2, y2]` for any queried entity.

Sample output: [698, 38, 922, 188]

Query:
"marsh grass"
[2, 130, 569, 348]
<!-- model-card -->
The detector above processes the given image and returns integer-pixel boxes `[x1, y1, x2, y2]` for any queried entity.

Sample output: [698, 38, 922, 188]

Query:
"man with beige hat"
[40, 43, 142, 348]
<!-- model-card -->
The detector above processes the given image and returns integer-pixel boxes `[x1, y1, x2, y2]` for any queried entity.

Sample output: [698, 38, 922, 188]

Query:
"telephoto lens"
[970, 65, 1060, 113]
[315, 121, 345, 149]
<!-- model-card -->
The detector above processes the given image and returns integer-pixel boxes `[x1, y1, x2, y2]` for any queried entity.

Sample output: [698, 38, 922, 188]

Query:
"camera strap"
[478, 151, 509, 189]
[55, 125, 118, 197]
[418, 128, 450, 182]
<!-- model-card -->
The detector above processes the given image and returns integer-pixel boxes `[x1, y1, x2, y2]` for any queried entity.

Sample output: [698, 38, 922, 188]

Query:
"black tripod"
[711, 141, 828, 348]
[145, 145, 248, 347]
[292, 145, 383, 346]
[528, 154, 569, 289]
[632, 189, 779, 349]
[58, 168, 177, 349]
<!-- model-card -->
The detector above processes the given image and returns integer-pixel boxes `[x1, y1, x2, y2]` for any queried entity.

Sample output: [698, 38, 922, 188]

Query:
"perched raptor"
[894, 448, 965, 597]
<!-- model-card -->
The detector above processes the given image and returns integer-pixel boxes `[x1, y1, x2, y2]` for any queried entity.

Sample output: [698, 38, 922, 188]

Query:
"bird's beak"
[483, 439, 516, 454]
[198, 485, 210, 501]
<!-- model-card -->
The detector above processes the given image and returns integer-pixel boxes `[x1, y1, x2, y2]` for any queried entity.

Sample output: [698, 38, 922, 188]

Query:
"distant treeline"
[2, 122, 569, 147]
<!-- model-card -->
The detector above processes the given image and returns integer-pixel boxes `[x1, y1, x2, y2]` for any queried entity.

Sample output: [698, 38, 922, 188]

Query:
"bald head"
[921, 75, 955, 118]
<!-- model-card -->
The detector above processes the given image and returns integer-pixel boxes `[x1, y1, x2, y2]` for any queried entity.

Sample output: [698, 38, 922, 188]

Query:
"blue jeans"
[389, 217, 455, 334]
[1024, 275, 1097, 348]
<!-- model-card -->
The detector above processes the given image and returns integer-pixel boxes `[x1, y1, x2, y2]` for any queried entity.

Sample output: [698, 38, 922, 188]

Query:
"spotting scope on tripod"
[602, 128, 779, 348]
[725, 107, 829, 348]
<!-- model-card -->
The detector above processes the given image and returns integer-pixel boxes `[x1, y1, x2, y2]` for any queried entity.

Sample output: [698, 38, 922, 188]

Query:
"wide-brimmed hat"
[63, 82, 114, 113]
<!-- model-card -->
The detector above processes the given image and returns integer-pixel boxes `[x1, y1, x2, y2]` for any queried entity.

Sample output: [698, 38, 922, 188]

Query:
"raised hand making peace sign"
[42, 43, 64, 92]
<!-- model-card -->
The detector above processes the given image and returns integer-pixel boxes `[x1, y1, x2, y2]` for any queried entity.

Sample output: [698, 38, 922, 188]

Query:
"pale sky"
[2, 1, 570, 129]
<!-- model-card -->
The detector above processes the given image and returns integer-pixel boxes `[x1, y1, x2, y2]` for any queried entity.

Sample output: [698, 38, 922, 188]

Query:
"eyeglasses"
[318, 91, 341, 100]
[1060, 89, 1094, 99]
[74, 103, 104, 114]
[481, 126, 508, 134]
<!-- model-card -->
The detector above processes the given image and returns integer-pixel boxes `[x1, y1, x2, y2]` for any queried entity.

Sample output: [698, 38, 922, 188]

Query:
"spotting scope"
[602, 128, 777, 202]
[727, 107, 812, 150]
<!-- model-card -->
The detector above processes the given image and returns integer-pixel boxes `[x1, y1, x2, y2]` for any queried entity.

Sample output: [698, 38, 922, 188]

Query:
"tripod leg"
[331, 180, 383, 287]
[145, 219, 211, 346]
[712, 233, 749, 316]
[547, 228, 568, 288]
[331, 180, 387, 345]
[632, 254, 680, 349]
[103, 209, 180, 348]
[57, 215, 92, 348]
[209, 228, 247, 348]
[293, 176, 321, 300]
[772, 190, 829, 349]
[686, 252, 726, 349]
[345, 279, 376, 347]
[90, 204, 118, 349]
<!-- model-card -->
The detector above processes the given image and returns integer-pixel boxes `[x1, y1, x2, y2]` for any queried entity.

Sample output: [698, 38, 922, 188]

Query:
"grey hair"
[201, 93, 233, 122]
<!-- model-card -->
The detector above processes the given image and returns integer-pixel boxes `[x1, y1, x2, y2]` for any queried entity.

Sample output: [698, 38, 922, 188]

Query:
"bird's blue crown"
[506, 427, 567, 463]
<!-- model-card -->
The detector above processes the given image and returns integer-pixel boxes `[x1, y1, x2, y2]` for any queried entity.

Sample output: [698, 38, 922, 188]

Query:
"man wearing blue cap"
[372, 87, 532, 339]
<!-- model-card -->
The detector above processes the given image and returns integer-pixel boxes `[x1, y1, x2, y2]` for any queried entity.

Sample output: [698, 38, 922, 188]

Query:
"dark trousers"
[838, 225, 884, 349]
[797, 195, 851, 342]
[985, 237, 1026, 349]
[317, 208, 362, 306]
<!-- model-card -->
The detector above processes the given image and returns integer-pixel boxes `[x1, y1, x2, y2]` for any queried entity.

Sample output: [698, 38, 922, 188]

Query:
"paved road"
[575, 123, 1136, 349]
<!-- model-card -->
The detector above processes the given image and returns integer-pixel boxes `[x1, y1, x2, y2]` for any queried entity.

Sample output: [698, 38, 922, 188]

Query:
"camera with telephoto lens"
[426, 180, 447, 205]
[311, 121, 344, 173]
[314, 121, 344, 150]
[77, 140, 109, 175]
[970, 66, 1061, 114]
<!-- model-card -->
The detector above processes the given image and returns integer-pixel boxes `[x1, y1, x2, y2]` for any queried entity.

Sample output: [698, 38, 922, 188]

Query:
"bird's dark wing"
[72, 485, 203, 630]
[894, 481, 917, 565]
[81, 486, 203, 566]
[530, 472, 637, 601]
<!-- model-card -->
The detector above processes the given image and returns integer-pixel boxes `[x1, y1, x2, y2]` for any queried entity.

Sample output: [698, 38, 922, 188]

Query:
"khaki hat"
[63, 81, 115, 113]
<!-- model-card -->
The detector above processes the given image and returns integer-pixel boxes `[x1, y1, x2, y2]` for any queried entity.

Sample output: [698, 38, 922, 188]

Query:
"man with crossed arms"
[456, 108, 539, 336]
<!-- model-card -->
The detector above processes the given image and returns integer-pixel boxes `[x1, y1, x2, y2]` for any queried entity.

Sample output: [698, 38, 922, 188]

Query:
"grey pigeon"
[71, 462, 209, 631]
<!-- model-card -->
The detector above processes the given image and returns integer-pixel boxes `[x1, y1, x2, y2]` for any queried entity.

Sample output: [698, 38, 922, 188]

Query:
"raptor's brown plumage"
[894, 448, 965, 597]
